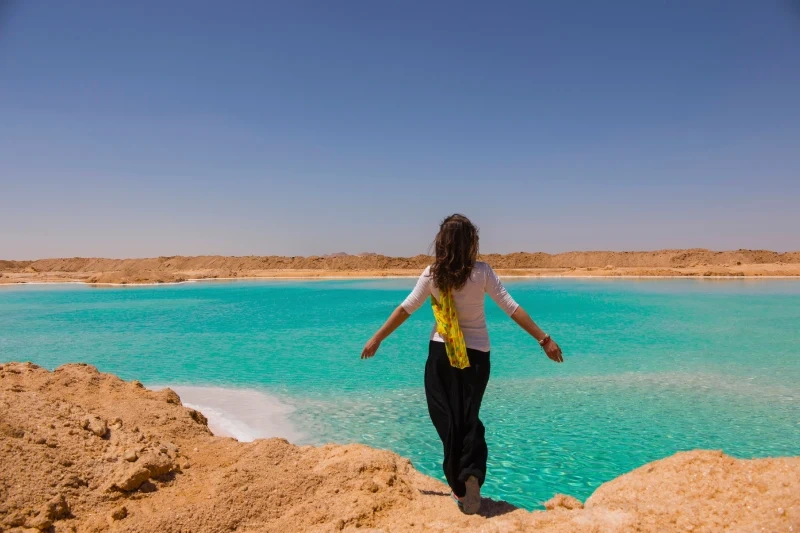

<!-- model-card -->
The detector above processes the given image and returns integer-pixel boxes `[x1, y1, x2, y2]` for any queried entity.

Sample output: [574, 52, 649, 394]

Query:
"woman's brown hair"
[430, 214, 479, 292]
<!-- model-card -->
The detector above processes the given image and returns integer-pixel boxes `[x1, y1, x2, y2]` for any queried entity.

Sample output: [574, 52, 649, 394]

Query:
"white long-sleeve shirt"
[401, 262, 519, 352]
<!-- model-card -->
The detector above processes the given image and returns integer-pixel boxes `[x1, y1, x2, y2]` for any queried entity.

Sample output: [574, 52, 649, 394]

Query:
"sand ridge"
[2, 249, 800, 284]
[0, 362, 798, 532]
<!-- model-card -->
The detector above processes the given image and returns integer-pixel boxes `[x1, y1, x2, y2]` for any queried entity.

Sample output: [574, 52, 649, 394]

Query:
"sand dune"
[2, 249, 800, 284]
[0, 362, 797, 532]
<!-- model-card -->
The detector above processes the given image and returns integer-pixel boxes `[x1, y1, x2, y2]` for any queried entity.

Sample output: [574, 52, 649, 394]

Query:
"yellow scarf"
[431, 289, 470, 369]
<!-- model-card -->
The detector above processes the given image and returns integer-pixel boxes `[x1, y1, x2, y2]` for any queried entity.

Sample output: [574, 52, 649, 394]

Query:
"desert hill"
[2, 249, 799, 284]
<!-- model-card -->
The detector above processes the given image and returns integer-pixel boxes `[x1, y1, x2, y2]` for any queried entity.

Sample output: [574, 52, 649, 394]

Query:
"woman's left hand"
[542, 338, 563, 363]
[361, 337, 381, 359]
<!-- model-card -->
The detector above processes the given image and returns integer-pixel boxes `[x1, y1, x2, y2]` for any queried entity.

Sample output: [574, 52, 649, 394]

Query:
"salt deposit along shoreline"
[1, 361, 798, 532]
[158, 385, 304, 443]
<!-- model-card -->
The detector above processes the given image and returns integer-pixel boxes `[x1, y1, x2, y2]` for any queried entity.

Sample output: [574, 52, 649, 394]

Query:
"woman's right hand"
[361, 337, 381, 359]
[542, 338, 563, 363]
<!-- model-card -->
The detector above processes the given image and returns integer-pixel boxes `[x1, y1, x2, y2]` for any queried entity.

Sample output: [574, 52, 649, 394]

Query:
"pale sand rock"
[1, 362, 798, 532]
[1, 249, 800, 284]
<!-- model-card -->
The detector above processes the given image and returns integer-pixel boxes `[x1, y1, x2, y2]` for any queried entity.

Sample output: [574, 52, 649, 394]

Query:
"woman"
[361, 214, 563, 515]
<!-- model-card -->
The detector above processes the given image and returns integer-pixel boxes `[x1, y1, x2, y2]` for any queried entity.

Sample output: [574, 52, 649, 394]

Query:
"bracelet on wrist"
[538, 334, 551, 347]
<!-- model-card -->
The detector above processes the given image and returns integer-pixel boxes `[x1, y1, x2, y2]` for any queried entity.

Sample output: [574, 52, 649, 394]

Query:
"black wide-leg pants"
[424, 340, 490, 497]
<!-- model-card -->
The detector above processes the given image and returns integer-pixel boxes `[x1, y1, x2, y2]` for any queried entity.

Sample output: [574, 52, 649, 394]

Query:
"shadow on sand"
[418, 489, 519, 518]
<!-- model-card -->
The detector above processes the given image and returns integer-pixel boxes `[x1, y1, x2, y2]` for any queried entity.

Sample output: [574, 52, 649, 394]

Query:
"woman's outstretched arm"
[361, 306, 410, 359]
[510, 306, 564, 363]
[362, 268, 431, 360]
[485, 265, 563, 363]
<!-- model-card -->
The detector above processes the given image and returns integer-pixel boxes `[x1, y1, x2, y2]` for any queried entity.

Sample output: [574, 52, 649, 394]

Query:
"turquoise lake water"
[1, 279, 798, 510]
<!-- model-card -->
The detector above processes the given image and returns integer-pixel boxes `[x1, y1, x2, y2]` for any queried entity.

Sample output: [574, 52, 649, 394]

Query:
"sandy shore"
[2, 249, 800, 285]
[1, 362, 798, 532]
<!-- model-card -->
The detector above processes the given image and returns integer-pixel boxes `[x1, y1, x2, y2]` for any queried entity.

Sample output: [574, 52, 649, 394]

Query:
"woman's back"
[361, 214, 562, 515]
[401, 261, 519, 352]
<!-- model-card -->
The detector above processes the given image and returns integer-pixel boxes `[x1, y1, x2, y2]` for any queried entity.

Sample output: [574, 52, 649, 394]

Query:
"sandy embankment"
[2, 249, 800, 285]
[0, 362, 797, 532]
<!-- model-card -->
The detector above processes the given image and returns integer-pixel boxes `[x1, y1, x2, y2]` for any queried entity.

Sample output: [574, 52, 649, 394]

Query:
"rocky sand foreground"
[0, 363, 797, 532]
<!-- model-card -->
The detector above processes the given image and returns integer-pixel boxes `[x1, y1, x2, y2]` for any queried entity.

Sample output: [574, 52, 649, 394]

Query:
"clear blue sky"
[1, 0, 798, 259]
